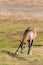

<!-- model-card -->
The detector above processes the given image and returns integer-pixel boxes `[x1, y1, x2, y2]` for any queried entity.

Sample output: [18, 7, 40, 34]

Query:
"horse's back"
[23, 27, 37, 41]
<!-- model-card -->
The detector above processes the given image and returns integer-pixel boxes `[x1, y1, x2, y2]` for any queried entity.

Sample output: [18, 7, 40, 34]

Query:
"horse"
[15, 27, 37, 55]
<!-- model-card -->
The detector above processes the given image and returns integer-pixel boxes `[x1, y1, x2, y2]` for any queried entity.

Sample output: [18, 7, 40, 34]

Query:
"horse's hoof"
[28, 51, 32, 55]
[14, 52, 17, 55]
[29, 52, 32, 55]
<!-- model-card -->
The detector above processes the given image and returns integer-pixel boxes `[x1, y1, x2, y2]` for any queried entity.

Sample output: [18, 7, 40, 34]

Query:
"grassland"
[0, 20, 43, 65]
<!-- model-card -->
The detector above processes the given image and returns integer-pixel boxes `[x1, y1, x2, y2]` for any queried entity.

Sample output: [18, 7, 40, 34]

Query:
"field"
[0, 20, 43, 65]
[0, 1, 43, 20]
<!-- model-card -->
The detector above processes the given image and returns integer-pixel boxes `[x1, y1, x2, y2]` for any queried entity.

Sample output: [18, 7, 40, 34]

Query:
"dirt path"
[0, 1, 43, 20]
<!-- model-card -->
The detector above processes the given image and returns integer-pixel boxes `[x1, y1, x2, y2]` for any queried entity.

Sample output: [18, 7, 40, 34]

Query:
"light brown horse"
[15, 27, 37, 55]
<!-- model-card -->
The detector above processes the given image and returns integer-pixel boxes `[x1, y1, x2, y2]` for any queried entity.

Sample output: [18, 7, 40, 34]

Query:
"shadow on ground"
[1, 49, 27, 61]
[33, 44, 43, 46]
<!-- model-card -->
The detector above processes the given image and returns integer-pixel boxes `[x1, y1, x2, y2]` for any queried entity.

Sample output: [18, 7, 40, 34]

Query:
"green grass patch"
[0, 20, 43, 65]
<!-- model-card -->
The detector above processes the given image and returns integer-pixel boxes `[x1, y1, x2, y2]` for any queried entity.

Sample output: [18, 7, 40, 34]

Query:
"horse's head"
[20, 41, 25, 53]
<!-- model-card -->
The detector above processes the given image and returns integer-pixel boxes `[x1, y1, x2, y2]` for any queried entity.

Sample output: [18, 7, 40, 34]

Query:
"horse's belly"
[29, 32, 34, 40]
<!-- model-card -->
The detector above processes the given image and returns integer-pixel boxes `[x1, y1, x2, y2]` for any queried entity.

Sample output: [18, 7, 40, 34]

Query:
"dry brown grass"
[0, 0, 43, 20]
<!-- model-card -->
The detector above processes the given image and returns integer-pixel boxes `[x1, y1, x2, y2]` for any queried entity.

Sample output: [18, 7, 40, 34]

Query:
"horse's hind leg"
[28, 40, 33, 55]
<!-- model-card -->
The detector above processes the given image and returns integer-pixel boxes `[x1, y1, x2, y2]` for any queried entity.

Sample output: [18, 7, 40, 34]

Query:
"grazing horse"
[15, 27, 37, 55]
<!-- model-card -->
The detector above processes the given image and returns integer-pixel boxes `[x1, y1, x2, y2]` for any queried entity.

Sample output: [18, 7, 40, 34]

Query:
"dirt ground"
[0, 0, 43, 20]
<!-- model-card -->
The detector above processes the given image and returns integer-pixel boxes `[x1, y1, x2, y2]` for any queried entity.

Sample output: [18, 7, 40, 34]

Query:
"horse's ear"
[18, 40, 21, 42]
[18, 40, 22, 45]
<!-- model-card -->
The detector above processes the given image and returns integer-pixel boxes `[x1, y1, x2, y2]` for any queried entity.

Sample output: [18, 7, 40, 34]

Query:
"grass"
[0, 20, 43, 65]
